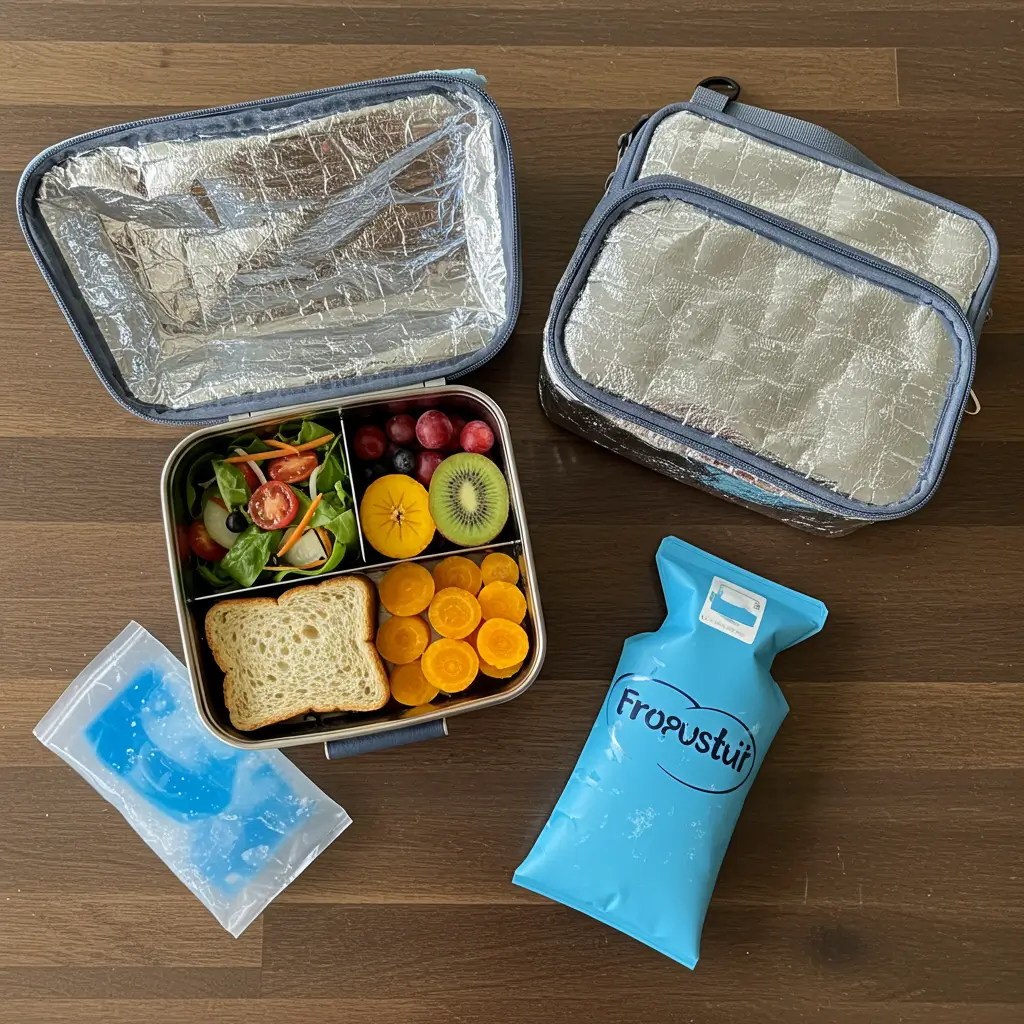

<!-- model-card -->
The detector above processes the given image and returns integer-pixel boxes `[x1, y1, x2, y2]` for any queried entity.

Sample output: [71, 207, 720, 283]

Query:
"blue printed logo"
[609, 674, 756, 794]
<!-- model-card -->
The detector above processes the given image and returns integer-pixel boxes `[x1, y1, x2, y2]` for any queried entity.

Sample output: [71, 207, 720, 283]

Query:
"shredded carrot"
[266, 438, 300, 454]
[276, 492, 322, 557]
[315, 527, 333, 556]
[222, 449, 291, 464]
[280, 557, 327, 571]
[293, 433, 334, 452]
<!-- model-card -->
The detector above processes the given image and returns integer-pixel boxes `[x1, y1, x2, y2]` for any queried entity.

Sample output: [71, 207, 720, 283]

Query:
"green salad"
[184, 418, 358, 589]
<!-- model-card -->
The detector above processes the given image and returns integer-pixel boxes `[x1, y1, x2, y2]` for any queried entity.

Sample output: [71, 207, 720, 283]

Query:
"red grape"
[461, 419, 495, 454]
[415, 450, 445, 487]
[385, 414, 417, 445]
[415, 409, 453, 449]
[353, 424, 386, 460]
[445, 414, 466, 451]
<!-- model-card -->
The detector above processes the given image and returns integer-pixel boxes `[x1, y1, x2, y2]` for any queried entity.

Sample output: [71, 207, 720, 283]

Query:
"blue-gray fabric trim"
[605, 100, 998, 335]
[17, 72, 521, 425]
[690, 85, 885, 173]
[324, 717, 448, 759]
[546, 181, 977, 522]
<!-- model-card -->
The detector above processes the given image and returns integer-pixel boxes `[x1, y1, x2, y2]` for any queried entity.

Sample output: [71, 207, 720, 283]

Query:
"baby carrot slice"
[477, 581, 526, 624]
[433, 555, 482, 596]
[476, 618, 529, 669]
[480, 552, 519, 586]
[376, 615, 431, 665]
[422, 639, 479, 693]
[428, 588, 482, 639]
[478, 657, 524, 679]
[389, 661, 438, 706]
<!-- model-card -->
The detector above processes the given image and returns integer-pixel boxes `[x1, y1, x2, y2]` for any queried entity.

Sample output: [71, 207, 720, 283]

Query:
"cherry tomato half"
[238, 461, 260, 491]
[268, 452, 319, 484]
[187, 519, 227, 561]
[248, 481, 298, 530]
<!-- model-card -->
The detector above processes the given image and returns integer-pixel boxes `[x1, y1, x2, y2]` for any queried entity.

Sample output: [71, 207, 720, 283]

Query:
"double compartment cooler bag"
[540, 78, 999, 535]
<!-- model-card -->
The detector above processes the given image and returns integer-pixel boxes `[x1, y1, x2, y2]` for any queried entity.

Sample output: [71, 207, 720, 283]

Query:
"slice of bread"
[205, 575, 389, 731]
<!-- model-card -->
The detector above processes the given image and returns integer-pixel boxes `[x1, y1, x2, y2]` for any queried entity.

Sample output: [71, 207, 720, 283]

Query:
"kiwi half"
[428, 453, 509, 547]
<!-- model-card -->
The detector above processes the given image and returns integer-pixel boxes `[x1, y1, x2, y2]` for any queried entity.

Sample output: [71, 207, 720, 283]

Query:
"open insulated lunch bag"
[540, 78, 998, 536]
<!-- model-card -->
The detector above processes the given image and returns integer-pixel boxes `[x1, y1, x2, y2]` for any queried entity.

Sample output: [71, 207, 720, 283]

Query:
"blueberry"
[391, 447, 415, 474]
[368, 462, 390, 482]
[226, 510, 248, 533]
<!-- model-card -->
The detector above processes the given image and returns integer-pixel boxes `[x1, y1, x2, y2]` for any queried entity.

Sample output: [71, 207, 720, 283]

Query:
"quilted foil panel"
[561, 198, 958, 507]
[640, 111, 989, 311]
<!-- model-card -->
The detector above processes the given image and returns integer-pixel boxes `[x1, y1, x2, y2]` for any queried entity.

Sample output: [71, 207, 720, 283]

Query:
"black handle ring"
[697, 76, 741, 102]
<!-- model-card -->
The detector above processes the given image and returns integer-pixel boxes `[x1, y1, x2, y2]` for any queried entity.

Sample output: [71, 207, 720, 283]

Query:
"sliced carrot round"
[375, 615, 431, 665]
[476, 618, 529, 669]
[389, 661, 439, 706]
[421, 639, 479, 693]
[432, 555, 482, 595]
[378, 562, 434, 617]
[481, 552, 519, 586]
[428, 587, 482, 639]
[478, 657, 524, 679]
[477, 581, 527, 624]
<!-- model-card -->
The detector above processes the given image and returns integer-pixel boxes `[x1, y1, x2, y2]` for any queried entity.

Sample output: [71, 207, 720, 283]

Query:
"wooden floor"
[2, 2, 1022, 1021]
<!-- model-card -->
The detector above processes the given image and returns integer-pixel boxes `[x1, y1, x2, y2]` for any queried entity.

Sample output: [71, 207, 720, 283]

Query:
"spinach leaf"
[330, 508, 358, 551]
[314, 451, 345, 495]
[196, 562, 234, 589]
[297, 420, 333, 445]
[220, 525, 277, 587]
[334, 480, 353, 511]
[185, 452, 218, 517]
[213, 459, 250, 509]
[226, 432, 274, 454]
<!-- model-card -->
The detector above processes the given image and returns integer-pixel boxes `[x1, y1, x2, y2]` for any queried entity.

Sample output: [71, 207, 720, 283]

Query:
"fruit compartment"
[343, 394, 518, 564]
[163, 383, 544, 750]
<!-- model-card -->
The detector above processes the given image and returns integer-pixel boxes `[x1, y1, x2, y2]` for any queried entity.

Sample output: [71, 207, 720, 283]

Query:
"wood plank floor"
[1, 2, 1021, 1021]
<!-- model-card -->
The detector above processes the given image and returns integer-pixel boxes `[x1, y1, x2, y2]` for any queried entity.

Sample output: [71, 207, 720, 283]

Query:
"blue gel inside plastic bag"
[35, 623, 351, 935]
[85, 663, 315, 894]
[513, 537, 827, 968]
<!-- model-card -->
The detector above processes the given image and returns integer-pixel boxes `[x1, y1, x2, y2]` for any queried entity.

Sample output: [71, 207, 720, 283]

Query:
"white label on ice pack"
[699, 576, 766, 644]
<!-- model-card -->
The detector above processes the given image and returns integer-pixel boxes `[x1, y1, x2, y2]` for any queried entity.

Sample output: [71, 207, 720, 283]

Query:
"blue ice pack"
[513, 536, 827, 968]
[35, 623, 351, 935]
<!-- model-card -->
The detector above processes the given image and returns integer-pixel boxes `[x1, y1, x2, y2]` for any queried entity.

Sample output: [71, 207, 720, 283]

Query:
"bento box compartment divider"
[335, 409, 368, 564]
[186, 539, 522, 604]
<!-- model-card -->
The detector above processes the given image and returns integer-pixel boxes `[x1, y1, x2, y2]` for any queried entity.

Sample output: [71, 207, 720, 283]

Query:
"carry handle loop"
[324, 717, 448, 759]
[696, 76, 742, 102]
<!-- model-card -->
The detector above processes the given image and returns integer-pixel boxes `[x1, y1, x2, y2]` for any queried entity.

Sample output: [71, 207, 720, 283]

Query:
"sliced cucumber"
[280, 527, 327, 567]
[203, 496, 239, 550]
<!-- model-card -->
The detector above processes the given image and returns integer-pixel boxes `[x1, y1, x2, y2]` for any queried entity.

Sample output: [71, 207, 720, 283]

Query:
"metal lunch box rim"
[160, 382, 547, 750]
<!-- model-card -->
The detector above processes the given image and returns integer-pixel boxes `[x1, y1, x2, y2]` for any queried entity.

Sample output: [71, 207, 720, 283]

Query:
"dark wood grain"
[1, 2, 1021, 1022]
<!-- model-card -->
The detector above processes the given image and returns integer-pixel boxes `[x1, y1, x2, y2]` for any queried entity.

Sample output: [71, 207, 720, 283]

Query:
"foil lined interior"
[641, 111, 990, 312]
[37, 89, 508, 410]
[562, 199, 957, 507]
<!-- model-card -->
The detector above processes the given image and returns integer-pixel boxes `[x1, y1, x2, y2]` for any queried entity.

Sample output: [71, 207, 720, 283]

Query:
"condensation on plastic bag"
[34, 622, 351, 936]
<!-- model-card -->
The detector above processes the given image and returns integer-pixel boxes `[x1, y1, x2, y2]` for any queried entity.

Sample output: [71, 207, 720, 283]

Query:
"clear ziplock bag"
[514, 537, 827, 967]
[34, 622, 351, 936]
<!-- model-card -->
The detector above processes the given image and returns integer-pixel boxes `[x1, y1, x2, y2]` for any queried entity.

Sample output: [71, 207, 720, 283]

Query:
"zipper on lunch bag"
[16, 71, 522, 425]
[546, 176, 978, 522]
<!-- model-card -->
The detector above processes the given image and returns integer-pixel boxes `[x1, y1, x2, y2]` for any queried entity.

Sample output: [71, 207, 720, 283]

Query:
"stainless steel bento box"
[161, 383, 546, 755]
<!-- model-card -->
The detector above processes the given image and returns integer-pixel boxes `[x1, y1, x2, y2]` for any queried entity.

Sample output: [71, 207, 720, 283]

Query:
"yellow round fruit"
[360, 475, 434, 559]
